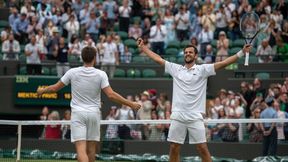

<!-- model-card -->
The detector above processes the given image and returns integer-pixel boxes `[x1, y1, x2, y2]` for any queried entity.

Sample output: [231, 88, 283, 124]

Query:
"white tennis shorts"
[167, 119, 206, 144]
[71, 111, 101, 143]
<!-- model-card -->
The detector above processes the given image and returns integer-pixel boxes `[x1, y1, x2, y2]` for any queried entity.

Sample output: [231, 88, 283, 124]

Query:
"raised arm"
[214, 44, 251, 71]
[102, 86, 141, 111]
[137, 38, 165, 66]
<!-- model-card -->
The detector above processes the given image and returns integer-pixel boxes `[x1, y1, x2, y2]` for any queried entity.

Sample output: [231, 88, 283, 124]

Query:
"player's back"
[61, 66, 109, 113]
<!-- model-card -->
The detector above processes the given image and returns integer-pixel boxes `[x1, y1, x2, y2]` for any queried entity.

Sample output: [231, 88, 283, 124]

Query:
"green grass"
[0, 159, 130, 162]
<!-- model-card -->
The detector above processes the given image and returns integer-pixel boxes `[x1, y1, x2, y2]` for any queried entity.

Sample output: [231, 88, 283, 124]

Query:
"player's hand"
[37, 87, 45, 96]
[130, 102, 141, 111]
[137, 38, 144, 48]
[242, 44, 252, 53]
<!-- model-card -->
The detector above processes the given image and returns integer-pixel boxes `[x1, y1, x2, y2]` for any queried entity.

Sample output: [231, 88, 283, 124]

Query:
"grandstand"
[0, 0, 288, 162]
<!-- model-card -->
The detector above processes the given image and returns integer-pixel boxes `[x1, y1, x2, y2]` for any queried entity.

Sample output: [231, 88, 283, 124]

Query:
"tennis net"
[0, 119, 287, 162]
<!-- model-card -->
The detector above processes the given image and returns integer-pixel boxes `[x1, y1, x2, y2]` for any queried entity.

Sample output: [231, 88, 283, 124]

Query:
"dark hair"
[184, 45, 198, 54]
[81, 47, 96, 63]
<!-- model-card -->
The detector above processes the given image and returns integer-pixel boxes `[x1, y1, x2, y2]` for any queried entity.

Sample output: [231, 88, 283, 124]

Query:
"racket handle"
[244, 52, 249, 66]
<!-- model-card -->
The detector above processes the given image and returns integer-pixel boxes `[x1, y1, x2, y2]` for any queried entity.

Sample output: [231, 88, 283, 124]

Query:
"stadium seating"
[165, 48, 179, 56]
[126, 68, 141, 78]
[166, 40, 180, 49]
[117, 31, 128, 40]
[180, 40, 190, 48]
[124, 39, 137, 49]
[113, 68, 126, 78]
[142, 68, 157, 78]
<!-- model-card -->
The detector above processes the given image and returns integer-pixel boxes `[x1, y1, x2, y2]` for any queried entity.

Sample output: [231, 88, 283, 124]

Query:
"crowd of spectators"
[1, 0, 288, 77]
[101, 77, 288, 148]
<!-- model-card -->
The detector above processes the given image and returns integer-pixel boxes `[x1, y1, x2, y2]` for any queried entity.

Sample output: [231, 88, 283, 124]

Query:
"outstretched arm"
[137, 38, 165, 66]
[37, 81, 66, 95]
[214, 44, 251, 71]
[102, 86, 141, 111]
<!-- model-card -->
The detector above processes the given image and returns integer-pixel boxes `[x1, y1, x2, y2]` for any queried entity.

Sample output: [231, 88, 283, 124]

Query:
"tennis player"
[137, 38, 251, 162]
[37, 46, 141, 162]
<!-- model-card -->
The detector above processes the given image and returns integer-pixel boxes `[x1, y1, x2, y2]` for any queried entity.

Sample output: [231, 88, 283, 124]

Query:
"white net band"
[0, 119, 287, 125]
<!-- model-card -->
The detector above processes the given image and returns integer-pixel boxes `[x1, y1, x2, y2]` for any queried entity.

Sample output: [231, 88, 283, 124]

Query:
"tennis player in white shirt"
[137, 38, 251, 162]
[37, 46, 141, 162]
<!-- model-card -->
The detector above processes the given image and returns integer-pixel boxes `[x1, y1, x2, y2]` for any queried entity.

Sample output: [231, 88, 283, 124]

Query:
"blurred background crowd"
[1, 0, 288, 77]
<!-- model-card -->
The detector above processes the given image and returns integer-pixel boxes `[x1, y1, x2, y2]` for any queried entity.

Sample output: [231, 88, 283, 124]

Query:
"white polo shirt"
[165, 61, 216, 121]
[61, 66, 109, 113]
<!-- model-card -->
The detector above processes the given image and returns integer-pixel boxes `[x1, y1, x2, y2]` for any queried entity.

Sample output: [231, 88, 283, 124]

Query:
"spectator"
[1, 26, 12, 42]
[46, 27, 60, 60]
[250, 92, 264, 113]
[20, 1, 35, 16]
[53, 37, 70, 77]
[252, 78, 267, 99]
[2, 34, 20, 61]
[103, 0, 117, 31]
[211, 108, 227, 141]
[8, 7, 19, 27]
[200, 7, 216, 33]
[275, 37, 288, 62]
[148, 111, 164, 141]
[12, 13, 29, 44]
[203, 44, 214, 63]
[256, 38, 274, 63]
[27, 16, 42, 39]
[190, 37, 200, 52]
[276, 0, 288, 19]
[210, 97, 224, 120]
[156, 92, 169, 119]
[61, 110, 71, 140]
[79, 2, 90, 39]
[101, 34, 118, 78]
[45, 111, 61, 139]
[266, 20, 280, 47]
[114, 35, 125, 63]
[198, 25, 213, 58]
[65, 15, 80, 42]
[39, 106, 49, 138]
[137, 91, 153, 140]
[35, 29, 48, 61]
[270, 10, 283, 30]
[86, 11, 100, 43]
[149, 18, 166, 55]
[274, 101, 285, 141]
[121, 46, 132, 63]
[115, 105, 134, 140]
[69, 35, 82, 61]
[281, 20, 288, 43]
[98, 11, 109, 36]
[25, 35, 42, 75]
[215, 6, 229, 39]
[128, 21, 142, 40]
[228, 10, 240, 41]
[216, 31, 229, 62]
[118, 0, 131, 33]
[96, 34, 106, 64]
[247, 108, 263, 142]
[260, 98, 278, 156]
[72, 0, 84, 19]
[105, 106, 118, 139]
[218, 110, 239, 142]
[163, 9, 175, 46]
[238, 82, 252, 113]
[142, 17, 151, 39]
[174, 4, 190, 41]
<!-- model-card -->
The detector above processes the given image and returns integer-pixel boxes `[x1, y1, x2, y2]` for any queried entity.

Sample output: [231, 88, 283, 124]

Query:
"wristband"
[236, 50, 244, 58]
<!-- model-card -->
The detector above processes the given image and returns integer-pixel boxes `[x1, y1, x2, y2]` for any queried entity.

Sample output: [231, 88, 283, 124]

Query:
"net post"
[16, 123, 22, 162]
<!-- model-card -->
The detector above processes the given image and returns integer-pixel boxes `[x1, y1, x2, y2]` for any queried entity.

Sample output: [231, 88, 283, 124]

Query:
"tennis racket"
[240, 12, 260, 66]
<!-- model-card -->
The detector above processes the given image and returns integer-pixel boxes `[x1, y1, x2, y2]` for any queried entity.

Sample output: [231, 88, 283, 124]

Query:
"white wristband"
[236, 50, 244, 58]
